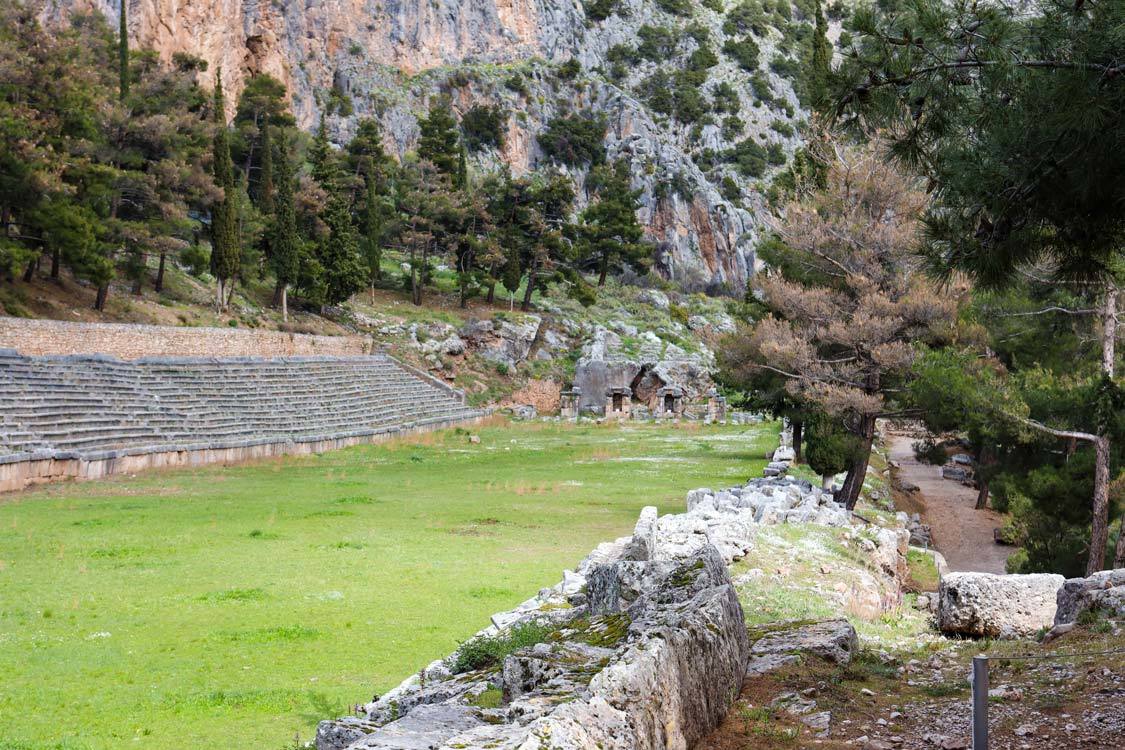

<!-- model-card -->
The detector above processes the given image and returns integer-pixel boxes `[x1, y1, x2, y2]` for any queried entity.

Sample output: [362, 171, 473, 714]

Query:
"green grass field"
[0, 420, 777, 749]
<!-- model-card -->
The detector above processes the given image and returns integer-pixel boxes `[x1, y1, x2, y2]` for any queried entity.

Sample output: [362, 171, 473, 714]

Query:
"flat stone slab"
[749, 619, 858, 666]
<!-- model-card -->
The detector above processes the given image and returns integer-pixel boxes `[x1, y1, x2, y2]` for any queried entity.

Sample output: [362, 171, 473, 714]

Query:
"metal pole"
[972, 655, 989, 750]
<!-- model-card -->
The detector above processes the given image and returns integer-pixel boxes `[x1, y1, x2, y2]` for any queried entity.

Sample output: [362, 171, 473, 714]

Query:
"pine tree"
[270, 136, 300, 321]
[417, 99, 462, 182]
[118, 0, 128, 101]
[579, 160, 648, 286]
[838, 0, 1125, 572]
[210, 70, 241, 310]
[362, 175, 393, 298]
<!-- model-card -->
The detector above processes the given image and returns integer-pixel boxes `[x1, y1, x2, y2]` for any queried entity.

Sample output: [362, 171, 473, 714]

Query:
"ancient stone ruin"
[570, 326, 717, 421]
[317, 475, 909, 750]
[0, 349, 486, 492]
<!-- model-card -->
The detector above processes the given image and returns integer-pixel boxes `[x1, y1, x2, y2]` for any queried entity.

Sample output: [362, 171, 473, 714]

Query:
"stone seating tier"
[0, 352, 484, 461]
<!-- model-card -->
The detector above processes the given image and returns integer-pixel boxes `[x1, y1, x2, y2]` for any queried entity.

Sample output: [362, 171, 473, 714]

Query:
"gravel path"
[887, 433, 1012, 574]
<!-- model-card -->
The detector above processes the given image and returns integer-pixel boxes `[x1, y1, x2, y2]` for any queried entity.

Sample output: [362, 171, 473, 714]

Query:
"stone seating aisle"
[0, 350, 485, 463]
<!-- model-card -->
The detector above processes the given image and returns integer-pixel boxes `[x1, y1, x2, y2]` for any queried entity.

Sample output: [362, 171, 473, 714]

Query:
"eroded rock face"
[1054, 568, 1125, 626]
[938, 572, 1065, 638]
[43, 1, 821, 287]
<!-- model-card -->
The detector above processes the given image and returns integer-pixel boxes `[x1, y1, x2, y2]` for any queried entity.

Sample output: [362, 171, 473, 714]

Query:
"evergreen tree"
[317, 193, 365, 309]
[806, 0, 831, 110]
[361, 174, 396, 298]
[579, 160, 648, 286]
[837, 0, 1125, 572]
[269, 136, 300, 321]
[257, 119, 274, 216]
[118, 0, 128, 101]
[210, 70, 241, 310]
[417, 99, 462, 183]
[309, 114, 339, 191]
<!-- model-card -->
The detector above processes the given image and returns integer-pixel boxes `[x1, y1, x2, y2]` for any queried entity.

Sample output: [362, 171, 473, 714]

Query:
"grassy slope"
[0, 420, 777, 750]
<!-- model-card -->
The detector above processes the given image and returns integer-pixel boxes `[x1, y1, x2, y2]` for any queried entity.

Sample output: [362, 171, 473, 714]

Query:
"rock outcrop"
[938, 572, 1065, 638]
[42, 1, 837, 288]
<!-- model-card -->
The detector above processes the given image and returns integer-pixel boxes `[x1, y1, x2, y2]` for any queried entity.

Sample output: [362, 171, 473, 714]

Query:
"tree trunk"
[1115, 506, 1125, 569]
[838, 414, 876, 510]
[22, 257, 35, 283]
[792, 419, 803, 464]
[1086, 283, 1118, 574]
[225, 276, 237, 309]
[598, 251, 608, 287]
[521, 270, 535, 312]
[51, 247, 60, 279]
[974, 444, 993, 510]
[132, 274, 142, 295]
[94, 283, 108, 311]
[281, 285, 288, 323]
[154, 252, 166, 292]
[486, 279, 496, 304]
[272, 280, 284, 307]
[216, 278, 225, 312]
[1088, 435, 1111, 574]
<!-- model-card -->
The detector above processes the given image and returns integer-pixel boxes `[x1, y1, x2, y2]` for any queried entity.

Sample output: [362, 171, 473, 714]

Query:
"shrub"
[770, 55, 800, 80]
[721, 114, 743, 139]
[711, 81, 740, 114]
[749, 71, 774, 103]
[639, 70, 710, 124]
[637, 25, 680, 61]
[557, 58, 582, 80]
[656, 0, 692, 15]
[348, 43, 363, 56]
[724, 1, 771, 36]
[461, 104, 506, 152]
[585, 0, 621, 21]
[722, 36, 760, 71]
[688, 44, 719, 72]
[452, 621, 554, 673]
[727, 137, 768, 177]
[719, 175, 741, 201]
[767, 142, 786, 165]
[505, 73, 529, 97]
[769, 119, 794, 138]
[701, 0, 724, 11]
[538, 113, 607, 166]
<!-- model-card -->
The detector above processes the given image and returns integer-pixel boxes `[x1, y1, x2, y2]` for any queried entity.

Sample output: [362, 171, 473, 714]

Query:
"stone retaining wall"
[0, 413, 488, 494]
[0, 316, 370, 359]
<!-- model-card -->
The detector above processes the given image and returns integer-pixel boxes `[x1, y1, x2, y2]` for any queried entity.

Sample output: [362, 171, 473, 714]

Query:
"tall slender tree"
[210, 71, 241, 310]
[118, 0, 129, 101]
[270, 136, 300, 321]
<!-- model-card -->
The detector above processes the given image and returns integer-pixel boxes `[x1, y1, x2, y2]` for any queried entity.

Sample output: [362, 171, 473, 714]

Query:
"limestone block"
[1053, 568, 1125, 625]
[938, 572, 1065, 638]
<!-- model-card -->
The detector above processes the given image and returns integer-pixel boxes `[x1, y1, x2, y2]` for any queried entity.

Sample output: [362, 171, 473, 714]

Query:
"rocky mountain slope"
[41, 0, 846, 289]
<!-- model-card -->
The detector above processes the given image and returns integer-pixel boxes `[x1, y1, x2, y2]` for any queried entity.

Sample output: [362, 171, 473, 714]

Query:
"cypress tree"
[270, 136, 299, 321]
[318, 193, 365, 309]
[455, 144, 468, 191]
[210, 70, 241, 310]
[807, 0, 831, 110]
[118, 0, 129, 100]
[258, 119, 275, 215]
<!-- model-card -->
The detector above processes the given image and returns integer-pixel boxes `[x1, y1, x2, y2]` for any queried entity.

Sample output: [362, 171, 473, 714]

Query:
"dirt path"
[888, 433, 1012, 574]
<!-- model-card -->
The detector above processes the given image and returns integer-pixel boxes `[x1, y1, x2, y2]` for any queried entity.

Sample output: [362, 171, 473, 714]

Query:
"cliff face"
[41, 0, 827, 288]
